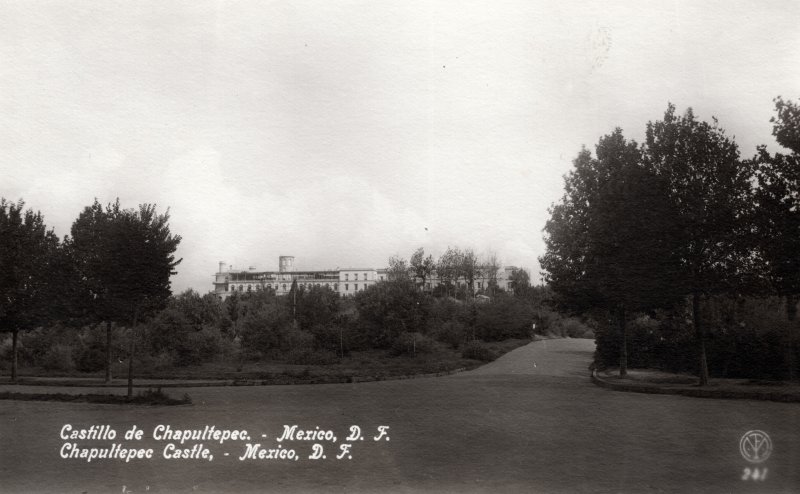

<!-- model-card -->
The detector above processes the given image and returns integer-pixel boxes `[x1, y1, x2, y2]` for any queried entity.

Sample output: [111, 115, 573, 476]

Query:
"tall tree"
[409, 247, 435, 291]
[772, 96, 800, 154]
[588, 129, 685, 375]
[753, 97, 800, 380]
[0, 199, 60, 381]
[541, 148, 600, 314]
[644, 104, 754, 385]
[387, 255, 410, 281]
[354, 278, 429, 348]
[481, 252, 501, 297]
[436, 247, 463, 298]
[754, 97, 800, 321]
[508, 268, 531, 297]
[460, 248, 480, 298]
[541, 129, 685, 376]
[69, 199, 119, 382]
[70, 199, 181, 394]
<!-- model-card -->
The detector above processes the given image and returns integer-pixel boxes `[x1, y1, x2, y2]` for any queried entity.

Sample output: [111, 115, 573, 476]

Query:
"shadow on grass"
[0, 387, 191, 406]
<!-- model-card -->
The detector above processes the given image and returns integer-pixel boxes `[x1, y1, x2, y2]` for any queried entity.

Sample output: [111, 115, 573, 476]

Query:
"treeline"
[1, 212, 587, 380]
[0, 198, 181, 394]
[541, 97, 800, 383]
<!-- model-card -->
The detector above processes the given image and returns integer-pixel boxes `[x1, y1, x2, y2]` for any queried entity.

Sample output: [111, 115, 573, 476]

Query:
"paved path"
[1, 338, 799, 493]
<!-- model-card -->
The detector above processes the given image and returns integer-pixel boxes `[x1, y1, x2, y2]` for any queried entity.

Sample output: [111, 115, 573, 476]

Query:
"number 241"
[742, 467, 768, 481]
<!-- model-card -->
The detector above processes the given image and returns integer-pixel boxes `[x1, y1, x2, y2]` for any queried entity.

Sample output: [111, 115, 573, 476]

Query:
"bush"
[284, 348, 338, 365]
[389, 332, 436, 356]
[461, 340, 496, 362]
[592, 297, 800, 380]
[282, 327, 316, 352]
[431, 320, 467, 349]
[475, 294, 535, 341]
[74, 345, 105, 373]
[549, 317, 594, 338]
[41, 344, 75, 372]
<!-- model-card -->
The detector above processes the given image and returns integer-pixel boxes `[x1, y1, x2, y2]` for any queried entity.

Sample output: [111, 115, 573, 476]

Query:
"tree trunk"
[693, 292, 709, 386]
[787, 294, 798, 322]
[618, 306, 627, 377]
[127, 308, 138, 399]
[11, 329, 18, 383]
[105, 321, 112, 384]
[788, 295, 798, 381]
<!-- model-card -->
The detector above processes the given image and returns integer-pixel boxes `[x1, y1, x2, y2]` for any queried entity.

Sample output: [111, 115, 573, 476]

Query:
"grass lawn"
[2, 338, 532, 385]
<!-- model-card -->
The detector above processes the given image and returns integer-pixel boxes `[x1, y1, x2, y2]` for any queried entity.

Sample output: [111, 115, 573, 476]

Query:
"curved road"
[1, 338, 798, 493]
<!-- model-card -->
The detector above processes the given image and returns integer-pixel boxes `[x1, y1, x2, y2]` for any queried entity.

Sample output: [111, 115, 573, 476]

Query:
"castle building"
[212, 256, 516, 299]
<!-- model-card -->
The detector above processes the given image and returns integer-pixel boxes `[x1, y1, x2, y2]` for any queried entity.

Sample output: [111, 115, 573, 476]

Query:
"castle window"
[345, 274, 349, 281]
[345, 284, 349, 291]
[355, 273, 359, 280]
[354, 284, 358, 291]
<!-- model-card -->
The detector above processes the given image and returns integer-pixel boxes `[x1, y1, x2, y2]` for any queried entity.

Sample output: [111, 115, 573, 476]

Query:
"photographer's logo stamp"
[740, 430, 772, 464]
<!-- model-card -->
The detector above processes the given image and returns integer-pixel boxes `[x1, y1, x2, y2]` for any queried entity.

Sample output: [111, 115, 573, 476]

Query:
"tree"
[481, 252, 501, 297]
[354, 279, 430, 348]
[587, 129, 685, 375]
[540, 148, 602, 314]
[754, 97, 800, 321]
[387, 255, 410, 281]
[409, 248, 435, 291]
[171, 289, 224, 328]
[644, 104, 754, 385]
[752, 97, 800, 380]
[541, 128, 686, 376]
[70, 199, 181, 395]
[69, 199, 120, 382]
[295, 284, 339, 330]
[460, 248, 480, 299]
[436, 247, 463, 298]
[508, 268, 530, 297]
[772, 96, 800, 154]
[224, 291, 245, 340]
[0, 199, 61, 381]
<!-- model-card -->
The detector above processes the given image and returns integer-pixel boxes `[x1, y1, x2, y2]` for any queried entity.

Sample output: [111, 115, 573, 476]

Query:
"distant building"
[212, 256, 515, 299]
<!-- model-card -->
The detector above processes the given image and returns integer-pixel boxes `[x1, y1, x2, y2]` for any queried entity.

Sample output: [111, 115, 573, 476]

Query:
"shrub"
[41, 344, 75, 372]
[475, 293, 535, 341]
[389, 332, 436, 356]
[461, 340, 496, 362]
[284, 348, 338, 365]
[282, 327, 316, 352]
[431, 320, 467, 349]
[74, 345, 105, 373]
[549, 317, 594, 338]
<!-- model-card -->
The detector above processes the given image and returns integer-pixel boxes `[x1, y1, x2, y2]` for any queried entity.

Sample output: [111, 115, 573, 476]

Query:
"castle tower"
[279, 256, 295, 273]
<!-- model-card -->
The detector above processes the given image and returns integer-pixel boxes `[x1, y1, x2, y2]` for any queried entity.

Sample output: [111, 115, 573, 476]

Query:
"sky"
[1, 1, 798, 294]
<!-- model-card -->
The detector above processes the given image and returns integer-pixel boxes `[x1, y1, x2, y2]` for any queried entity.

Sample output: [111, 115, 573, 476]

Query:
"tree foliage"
[0, 199, 61, 380]
[354, 279, 430, 348]
[410, 247, 435, 290]
[70, 199, 182, 326]
[754, 97, 800, 320]
[644, 104, 755, 384]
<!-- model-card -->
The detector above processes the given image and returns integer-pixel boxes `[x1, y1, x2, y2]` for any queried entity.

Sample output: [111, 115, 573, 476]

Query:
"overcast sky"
[1, 1, 798, 293]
